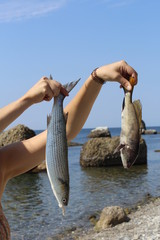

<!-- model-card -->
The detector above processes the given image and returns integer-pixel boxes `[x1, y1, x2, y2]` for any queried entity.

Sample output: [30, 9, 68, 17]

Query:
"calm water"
[2, 127, 160, 240]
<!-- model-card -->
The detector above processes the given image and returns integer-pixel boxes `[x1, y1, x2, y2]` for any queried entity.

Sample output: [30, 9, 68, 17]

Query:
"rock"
[0, 124, 36, 147]
[31, 160, 46, 173]
[31, 141, 83, 173]
[80, 136, 147, 167]
[141, 129, 157, 135]
[88, 127, 111, 138]
[68, 141, 83, 147]
[140, 120, 157, 134]
[95, 206, 129, 230]
[140, 120, 146, 132]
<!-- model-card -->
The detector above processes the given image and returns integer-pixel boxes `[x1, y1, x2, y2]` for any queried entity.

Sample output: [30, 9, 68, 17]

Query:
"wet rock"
[0, 124, 36, 147]
[88, 127, 111, 138]
[95, 206, 129, 230]
[80, 136, 147, 167]
[31, 160, 46, 173]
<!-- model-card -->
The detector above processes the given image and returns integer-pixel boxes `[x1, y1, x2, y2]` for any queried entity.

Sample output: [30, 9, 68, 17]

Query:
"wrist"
[19, 94, 33, 109]
[91, 68, 106, 85]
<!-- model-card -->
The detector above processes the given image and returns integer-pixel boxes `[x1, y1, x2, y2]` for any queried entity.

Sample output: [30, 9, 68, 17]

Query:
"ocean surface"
[2, 127, 160, 240]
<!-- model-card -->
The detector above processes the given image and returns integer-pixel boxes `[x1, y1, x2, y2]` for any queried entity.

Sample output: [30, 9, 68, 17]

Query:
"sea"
[2, 127, 160, 240]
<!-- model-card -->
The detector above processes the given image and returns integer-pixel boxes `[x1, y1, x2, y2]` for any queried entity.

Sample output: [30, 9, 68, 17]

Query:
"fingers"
[119, 60, 138, 91]
[47, 79, 61, 97]
[119, 76, 132, 91]
[41, 77, 61, 101]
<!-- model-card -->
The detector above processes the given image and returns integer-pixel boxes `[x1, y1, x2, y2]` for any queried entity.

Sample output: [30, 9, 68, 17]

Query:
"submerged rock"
[95, 206, 129, 230]
[80, 136, 147, 167]
[0, 124, 36, 147]
[88, 127, 111, 138]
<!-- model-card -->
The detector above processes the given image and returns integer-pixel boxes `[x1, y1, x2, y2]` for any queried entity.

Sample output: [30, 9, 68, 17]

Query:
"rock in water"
[88, 127, 111, 138]
[0, 124, 36, 147]
[80, 136, 147, 167]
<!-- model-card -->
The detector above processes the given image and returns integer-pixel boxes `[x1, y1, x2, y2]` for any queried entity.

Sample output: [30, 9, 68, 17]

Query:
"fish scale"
[115, 77, 142, 169]
[46, 78, 80, 215]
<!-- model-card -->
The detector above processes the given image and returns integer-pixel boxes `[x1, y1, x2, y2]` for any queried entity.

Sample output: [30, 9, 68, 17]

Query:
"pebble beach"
[57, 197, 160, 240]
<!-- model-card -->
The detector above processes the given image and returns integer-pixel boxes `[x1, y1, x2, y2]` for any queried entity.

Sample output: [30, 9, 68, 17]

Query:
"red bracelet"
[91, 68, 105, 85]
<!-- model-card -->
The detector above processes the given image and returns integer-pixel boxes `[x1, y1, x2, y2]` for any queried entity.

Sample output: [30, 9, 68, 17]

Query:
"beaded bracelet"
[91, 68, 105, 85]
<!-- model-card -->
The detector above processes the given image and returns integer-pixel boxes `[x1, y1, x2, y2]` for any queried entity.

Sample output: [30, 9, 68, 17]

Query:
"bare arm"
[65, 60, 137, 140]
[0, 61, 138, 194]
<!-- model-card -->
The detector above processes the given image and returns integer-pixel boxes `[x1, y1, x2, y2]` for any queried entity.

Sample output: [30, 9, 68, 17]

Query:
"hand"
[96, 60, 138, 91]
[24, 77, 62, 104]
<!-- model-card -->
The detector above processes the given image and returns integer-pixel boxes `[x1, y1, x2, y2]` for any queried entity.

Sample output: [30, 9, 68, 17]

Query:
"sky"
[0, 0, 160, 130]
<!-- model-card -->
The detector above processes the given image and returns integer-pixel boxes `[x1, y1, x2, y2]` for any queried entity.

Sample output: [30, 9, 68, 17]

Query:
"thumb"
[119, 77, 132, 91]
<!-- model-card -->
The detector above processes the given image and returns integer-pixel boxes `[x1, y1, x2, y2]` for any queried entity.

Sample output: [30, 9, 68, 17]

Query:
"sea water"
[2, 127, 160, 240]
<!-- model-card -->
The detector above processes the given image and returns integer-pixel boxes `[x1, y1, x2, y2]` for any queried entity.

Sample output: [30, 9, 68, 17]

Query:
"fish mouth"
[121, 146, 138, 169]
[122, 160, 133, 169]
[123, 155, 138, 169]
[125, 161, 132, 169]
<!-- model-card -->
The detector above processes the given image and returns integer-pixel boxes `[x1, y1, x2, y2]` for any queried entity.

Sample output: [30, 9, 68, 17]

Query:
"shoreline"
[53, 196, 160, 240]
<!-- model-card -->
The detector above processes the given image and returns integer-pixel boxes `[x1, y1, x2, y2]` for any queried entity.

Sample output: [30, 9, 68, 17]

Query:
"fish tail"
[63, 78, 81, 93]
[49, 74, 80, 95]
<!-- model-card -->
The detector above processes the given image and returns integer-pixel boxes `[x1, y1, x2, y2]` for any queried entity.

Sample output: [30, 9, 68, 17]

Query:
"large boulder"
[0, 124, 36, 147]
[80, 136, 147, 167]
[88, 127, 111, 138]
[95, 206, 129, 230]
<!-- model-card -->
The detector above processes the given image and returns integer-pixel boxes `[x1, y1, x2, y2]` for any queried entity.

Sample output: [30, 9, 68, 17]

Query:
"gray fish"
[46, 77, 80, 215]
[115, 77, 142, 169]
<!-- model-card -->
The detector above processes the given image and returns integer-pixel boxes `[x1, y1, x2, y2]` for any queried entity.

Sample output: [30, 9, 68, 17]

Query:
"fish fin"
[47, 114, 51, 126]
[63, 78, 81, 93]
[50, 74, 53, 80]
[114, 144, 125, 154]
[133, 100, 142, 127]
[64, 112, 68, 123]
[49, 75, 80, 95]
[122, 97, 125, 110]
[62, 206, 65, 216]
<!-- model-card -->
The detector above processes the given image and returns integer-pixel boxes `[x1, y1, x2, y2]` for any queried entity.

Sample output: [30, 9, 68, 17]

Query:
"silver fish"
[115, 77, 142, 169]
[46, 77, 80, 215]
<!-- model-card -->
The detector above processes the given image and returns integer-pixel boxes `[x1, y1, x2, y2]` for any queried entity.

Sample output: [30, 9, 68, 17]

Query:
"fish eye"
[62, 198, 67, 204]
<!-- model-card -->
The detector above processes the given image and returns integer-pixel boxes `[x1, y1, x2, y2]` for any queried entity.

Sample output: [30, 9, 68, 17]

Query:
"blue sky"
[0, 0, 160, 130]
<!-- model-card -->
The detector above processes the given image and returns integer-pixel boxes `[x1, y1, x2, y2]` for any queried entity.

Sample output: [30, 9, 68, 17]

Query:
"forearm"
[65, 75, 102, 140]
[1, 131, 47, 180]
[0, 95, 32, 132]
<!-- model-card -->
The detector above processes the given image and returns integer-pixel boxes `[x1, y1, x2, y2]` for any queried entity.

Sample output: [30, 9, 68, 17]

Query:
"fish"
[46, 76, 80, 215]
[115, 77, 142, 169]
